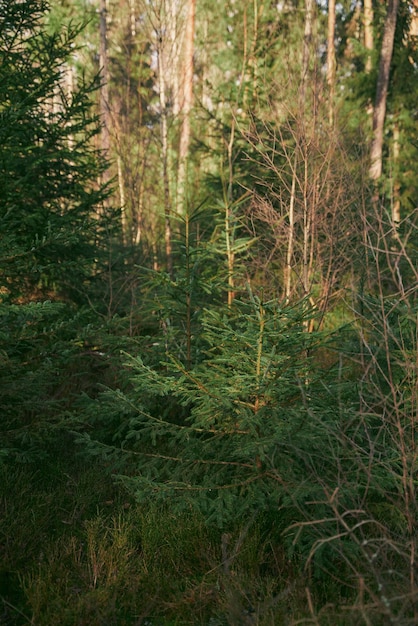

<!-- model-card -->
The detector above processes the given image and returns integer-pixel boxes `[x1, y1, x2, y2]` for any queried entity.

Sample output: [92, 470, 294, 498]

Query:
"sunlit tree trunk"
[99, 0, 110, 161]
[65, 63, 75, 149]
[295, 0, 316, 303]
[157, 34, 173, 276]
[369, 0, 399, 181]
[226, 121, 235, 308]
[411, 0, 418, 38]
[167, 0, 184, 117]
[284, 155, 296, 302]
[134, 177, 145, 246]
[327, 0, 336, 125]
[285, 0, 316, 302]
[363, 0, 374, 73]
[128, 0, 136, 38]
[249, 0, 260, 104]
[117, 153, 128, 243]
[301, 0, 315, 101]
[392, 120, 401, 225]
[176, 0, 196, 216]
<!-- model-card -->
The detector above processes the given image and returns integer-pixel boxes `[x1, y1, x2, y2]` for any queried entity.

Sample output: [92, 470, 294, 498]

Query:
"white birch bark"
[363, 0, 374, 73]
[327, 0, 336, 125]
[157, 35, 173, 275]
[176, 0, 196, 216]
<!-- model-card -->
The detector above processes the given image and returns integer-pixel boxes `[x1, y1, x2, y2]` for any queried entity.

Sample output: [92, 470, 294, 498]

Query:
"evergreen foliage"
[1, 1, 417, 623]
[0, 0, 114, 462]
[79, 293, 330, 527]
[0, 0, 110, 304]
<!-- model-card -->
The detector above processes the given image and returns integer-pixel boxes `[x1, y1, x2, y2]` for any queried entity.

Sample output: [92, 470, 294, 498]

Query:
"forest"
[0, 0, 417, 624]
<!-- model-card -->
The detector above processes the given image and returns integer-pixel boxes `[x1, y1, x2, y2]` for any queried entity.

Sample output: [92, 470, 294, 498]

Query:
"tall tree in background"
[43, 0, 417, 292]
[176, 0, 196, 216]
[369, 0, 400, 181]
[154, 0, 174, 274]
[327, 0, 336, 124]
[99, 0, 111, 185]
[363, 0, 374, 73]
[301, 0, 315, 102]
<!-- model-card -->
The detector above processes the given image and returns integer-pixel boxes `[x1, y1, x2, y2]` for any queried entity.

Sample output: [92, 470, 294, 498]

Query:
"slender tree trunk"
[168, 0, 184, 117]
[284, 0, 315, 301]
[301, 0, 315, 102]
[65, 63, 75, 149]
[226, 120, 236, 308]
[176, 0, 196, 216]
[392, 120, 401, 224]
[302, 0, 318, 308]
[302, 149, 311, 296]
[134, 178, 145, 245]
[327, 0, 336, 125]
[369, 0, 399, 181]
[99, 0, 111, 161]
[284, 155, 297, 302]
[239, 6, 249, 108]
[157, 36, 173, 277]
[363, 0, 374, 73]
[184, 211, 192, 368]
[112, 108, 130, 244]
[117, 154, 127, 243]
[250, 0, 259, 103]
[128, 0, 136, 38]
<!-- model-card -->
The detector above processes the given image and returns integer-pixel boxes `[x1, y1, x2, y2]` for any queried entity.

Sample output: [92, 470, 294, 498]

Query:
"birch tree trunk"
[176, 0, 196, 216]
[363, 0, 374, 73]
[157, 35, 173, 276]
[285, 0, 316, 301]
[167, 0, 184, 117]
[301, 0, 315, 101]
[369, 0, 399, 181]
[284, 155, 296, 302]
[128, 0, 136, 38]
[392, 120, 401, 224]
[327, 0, 336, 125]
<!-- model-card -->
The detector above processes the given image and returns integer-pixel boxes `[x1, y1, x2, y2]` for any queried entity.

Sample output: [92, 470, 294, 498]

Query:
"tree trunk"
[65, 63, 75, 150]
[117, 154, 127, 244]
[363, 0, 374, 73]
[327, 0, 336, 125]
[301, 0, 315, 101]
[128, 0, 136, 38]
[157, 34, 173, 277]
[99, 0, 111, 161]
[176, 0, 196, 216]
[284, 0, 316, 301]
[369, 0, 399, 181]
[226, 121, 236, 308]
[249, 0, 260, 104]
[284, 155, 297, 302]
[168, 0, 184, 117]
[392, 120, 401, 225]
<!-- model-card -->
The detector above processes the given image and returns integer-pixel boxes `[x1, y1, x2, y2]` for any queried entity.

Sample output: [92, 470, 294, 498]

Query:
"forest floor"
[0, 440, 358, 626]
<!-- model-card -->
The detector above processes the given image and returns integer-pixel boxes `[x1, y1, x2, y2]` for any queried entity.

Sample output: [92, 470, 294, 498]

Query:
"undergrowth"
[1, 445, 388, 626]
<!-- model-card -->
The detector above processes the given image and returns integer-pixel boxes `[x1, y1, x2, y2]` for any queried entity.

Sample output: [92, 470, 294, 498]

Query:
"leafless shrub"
[241, 106, 363, 313]
[287, 202, 417, 624]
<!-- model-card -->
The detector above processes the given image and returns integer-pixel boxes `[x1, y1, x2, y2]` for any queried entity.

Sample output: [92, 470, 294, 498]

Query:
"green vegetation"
[0, 1, 417, 625]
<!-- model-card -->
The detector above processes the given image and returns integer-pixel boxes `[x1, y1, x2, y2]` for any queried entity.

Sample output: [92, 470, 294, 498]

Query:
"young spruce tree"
[80, 291, 330, 528]
[0, 0, 113, 461]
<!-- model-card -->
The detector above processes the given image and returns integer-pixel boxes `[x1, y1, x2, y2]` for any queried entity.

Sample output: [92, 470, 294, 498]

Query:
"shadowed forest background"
[0, 0, 417, 624]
